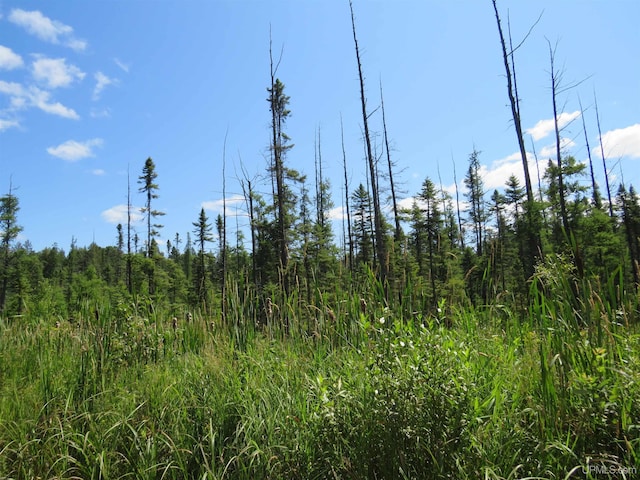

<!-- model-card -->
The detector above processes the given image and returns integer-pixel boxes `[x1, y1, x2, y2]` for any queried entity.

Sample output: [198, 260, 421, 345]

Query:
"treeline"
[1, 145, 639, 325]
[1, 1, 639, 326]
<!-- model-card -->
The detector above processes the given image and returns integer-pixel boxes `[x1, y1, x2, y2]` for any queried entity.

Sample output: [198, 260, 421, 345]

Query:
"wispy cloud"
[32, 56, 85, 89]
[8, 9, 87, 51]
[90, 107, 111, 118]
[47, 138, 104, 161]
[596, 124, 640, 159]
[0, 80, 79, 119]
[202, 195, 246, 216]
[101, 204, 143, 224]
[114, 58, 130, 73]
[93, 71, 117, 100]
[0, 119, 20, 131]
[0, 45, 24, 70]
[91, 169, 106, 176]
[538, 138, 576, 160]
[526, 111, 581, 141]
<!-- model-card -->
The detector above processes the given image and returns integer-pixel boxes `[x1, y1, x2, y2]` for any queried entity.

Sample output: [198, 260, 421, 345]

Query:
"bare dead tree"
[578, 96, 602, 209]
[547, 39, 570, 235]
[492, 1, 537, 205]
[126, 166, 133, 295]
[452, 155, 465, 248]
[221, 129, 228, 323]
[491, 0, 542, 276]
[238, 159, 258, 289]
[341, 115, 354, 272]
[349, 0, 389, 292]
[594, 91, 614, 218]
[380, 80, 402, 241]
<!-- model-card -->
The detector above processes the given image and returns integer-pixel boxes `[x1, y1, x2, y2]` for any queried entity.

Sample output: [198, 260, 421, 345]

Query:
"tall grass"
[0, 266, 639, 478]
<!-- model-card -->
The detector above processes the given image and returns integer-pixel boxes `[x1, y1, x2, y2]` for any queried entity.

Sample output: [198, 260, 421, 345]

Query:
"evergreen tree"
[416, 177, 444, 305]
[193, 208, 213, 306]
[0, 185, 22, 314]
[351, 183, 373, 268]
[618, 185, 640, 286]
[464, 149, 487, 255]
[138, 157, 165, 258]
[267, 67, 294, 296]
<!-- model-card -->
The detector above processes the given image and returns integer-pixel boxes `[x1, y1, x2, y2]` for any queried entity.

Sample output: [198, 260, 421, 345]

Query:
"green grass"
[1, 275, 639, 478]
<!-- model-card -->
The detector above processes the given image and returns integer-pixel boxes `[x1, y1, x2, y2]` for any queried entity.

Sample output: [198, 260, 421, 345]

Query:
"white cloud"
[92, 169, 106, 176]
[0, 80, 23, 97]
[0, 45, 24, 70]
[47, 138, 103, 161]
[8, 9, 87, 51]
[101, 204, 143, 224]
[0, 119, 20, 131]
[202, 195, 246, 215]
[93, 71, 117, 100]
[480, 153, 526, 190]
[28, 86, 79, 119]
[114, 58, 130, 73]
[327, 205, 346, 221]
[32, 57, 85, 89]
[596, 124, 640, 159]
[526, 110, 581, 141]
[90, 107, 112, 118]
[538, 137, 576, 160]
[0, 80, 79, 119]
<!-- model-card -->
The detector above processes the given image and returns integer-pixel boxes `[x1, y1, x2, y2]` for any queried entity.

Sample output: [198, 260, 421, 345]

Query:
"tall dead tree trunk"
[221, 130, 228, 323]
[380, 80, 401, 241]
[594, 92, 614, 219]
[126, 167, 133, 295]
[578, 97, 602, 209]
[452, 156, 465, 248]
[548, 40, 570, 235]
[341, 115, 354, 273]
[491, 0, 541, 277]
[349, 0, 388, 291]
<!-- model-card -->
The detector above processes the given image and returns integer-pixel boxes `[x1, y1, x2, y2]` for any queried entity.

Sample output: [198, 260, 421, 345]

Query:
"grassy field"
[1, 275, 639, 479]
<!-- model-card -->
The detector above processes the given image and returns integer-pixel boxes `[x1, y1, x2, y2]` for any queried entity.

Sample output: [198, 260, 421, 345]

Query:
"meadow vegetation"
[1, 260, 638, 479]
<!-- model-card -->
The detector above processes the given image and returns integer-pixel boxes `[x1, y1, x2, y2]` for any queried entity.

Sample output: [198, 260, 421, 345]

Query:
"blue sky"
[1, 0, 639, 252]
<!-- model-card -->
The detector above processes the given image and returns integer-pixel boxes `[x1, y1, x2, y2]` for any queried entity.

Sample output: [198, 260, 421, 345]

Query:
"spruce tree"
[0, 184, 22, 314]
[138, 157, 165, 258]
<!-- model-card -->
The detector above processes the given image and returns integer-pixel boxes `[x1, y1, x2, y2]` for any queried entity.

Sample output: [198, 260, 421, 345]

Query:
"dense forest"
[1, 1, 639, 478]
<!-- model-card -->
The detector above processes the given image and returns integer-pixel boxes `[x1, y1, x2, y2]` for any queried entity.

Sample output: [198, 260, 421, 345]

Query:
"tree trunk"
[349, 0, 388, 293]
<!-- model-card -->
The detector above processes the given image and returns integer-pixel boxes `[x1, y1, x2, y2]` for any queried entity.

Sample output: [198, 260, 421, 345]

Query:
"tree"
[193, 208, 213, 306]
[578, 97, 602, 210]
[547, 40, 570, 236]
[618, 185, 640, 287]
[491, 0, 542, 277]
[351, 183, 373, 267]
[417, 177, 444, 304]
[0, 183, 22, 314]
[267, 39, 294, 295]
[380, 80, 402, 242]
[349, 0, 389, 291]
[341, 116, 354, 272]
[138, 157, 165, 258]
[464, 149, 487, 255]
